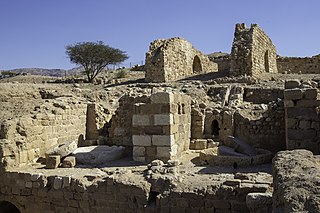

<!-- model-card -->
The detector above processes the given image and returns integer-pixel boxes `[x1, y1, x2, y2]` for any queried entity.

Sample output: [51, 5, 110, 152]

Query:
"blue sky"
[0, 0, 319, 70]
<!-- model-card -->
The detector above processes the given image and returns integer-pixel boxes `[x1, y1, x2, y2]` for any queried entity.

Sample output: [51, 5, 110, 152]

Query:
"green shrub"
[115, 69, 127, 79]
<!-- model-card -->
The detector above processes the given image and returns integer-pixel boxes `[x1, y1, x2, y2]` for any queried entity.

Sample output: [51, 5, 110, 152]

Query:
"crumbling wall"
[132, 92, 191, 162]
[145, 37, 218, 83]
[284, 80, 320, 154]
[0, 98, 87, 169]
[277, 55, 320, 74]
[234, 102, 286, 153]
[230, 23, 278, 77]
[273, 149, 320, 212]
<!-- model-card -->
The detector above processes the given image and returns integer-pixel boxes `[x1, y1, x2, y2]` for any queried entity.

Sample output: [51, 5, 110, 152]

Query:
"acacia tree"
[66, 41, 128, 83]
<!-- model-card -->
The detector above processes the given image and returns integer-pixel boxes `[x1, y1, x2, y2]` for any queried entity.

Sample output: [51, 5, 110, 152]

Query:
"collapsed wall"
[145, 37, 218, 83]
[277, 55, 320, 74]
[230, 23, 278, 77]
[0, 97, 87, 170]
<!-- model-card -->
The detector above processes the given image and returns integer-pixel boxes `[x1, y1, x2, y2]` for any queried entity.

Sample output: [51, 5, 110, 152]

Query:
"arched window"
[0, 201, 21, 213]
[264, 50, 270, 72]
[193, 55, 202, 73]
[211, 120, 220, 137]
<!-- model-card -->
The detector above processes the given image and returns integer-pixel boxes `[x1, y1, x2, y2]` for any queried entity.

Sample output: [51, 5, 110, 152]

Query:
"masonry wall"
[230, 23, 277, 77]
[234, 104, 286, 153]
[284, 83, 320, 154]
[145, 37, 218, 83]
[132, 92, 191, 162]
[277, 55, 320, 74]
[0, 98, 87, 169]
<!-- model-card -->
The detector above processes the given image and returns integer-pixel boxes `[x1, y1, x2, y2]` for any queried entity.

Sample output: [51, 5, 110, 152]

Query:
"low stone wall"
[284, 81, 320, 154]
[277, 55, 320, 74]
[0, 98, 87, 169]
[234, 104, 286, 153]
[273, 149, 320, 212]
[244, 87, 283, 104]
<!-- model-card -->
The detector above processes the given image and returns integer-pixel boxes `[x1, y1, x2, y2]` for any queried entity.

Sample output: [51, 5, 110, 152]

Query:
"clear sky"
[0, 0, 319, 70]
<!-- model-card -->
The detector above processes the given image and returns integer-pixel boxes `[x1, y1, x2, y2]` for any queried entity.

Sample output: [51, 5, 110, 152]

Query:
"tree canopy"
[66, 41, 128, 82]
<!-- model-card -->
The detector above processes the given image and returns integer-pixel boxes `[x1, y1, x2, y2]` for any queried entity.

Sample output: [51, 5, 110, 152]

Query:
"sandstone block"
[62, 156, 76, 168]
[154, 114, 173, 126]
[296, 100, 320, 108]
[304, 88, 318, 100]
[46, 141, 78, 158]
[150, 92, 173, 104]
[132, 114, 150, 126]
[285, 80, 300, 89]
[152, 135, 174, 146]
[132, 135, 151, 146]
[284, 89, 303, 100]
[189, 139, 207, 150]
[156, 146, 171, 158]
[246, 192, 273, 213]
[133, 146, 145, 157]
[46, 155, 60, 169]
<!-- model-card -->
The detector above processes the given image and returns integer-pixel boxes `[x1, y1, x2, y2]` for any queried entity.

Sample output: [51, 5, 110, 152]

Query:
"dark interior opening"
[147, 191, 159, 207]
[0, 201, 20, 213]
[211, 120, 220, 137]
[192, 55, 202, 73]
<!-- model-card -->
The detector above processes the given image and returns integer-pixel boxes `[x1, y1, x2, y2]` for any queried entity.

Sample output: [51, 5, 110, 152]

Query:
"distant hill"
[0, 67, 84, 77]
[207, 52, 230, 58]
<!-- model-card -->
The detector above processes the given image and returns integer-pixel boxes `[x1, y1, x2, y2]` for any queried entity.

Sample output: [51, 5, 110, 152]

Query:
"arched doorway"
[211, 120, 220, 137]
[193, 55, 202, 73]
[0, 201, 21, 213]
[264, 50, 270, 72]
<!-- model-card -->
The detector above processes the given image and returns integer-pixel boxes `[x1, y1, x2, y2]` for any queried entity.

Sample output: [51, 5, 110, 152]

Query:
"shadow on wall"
[0, 201, 21, 213]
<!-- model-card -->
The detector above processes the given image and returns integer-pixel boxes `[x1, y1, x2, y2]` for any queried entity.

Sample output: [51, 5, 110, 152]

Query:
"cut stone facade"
[284, 80, 320, 154]
[230, 23, 278, 77]
[132, 92, 191, 162]
[145, 37, 218, 82]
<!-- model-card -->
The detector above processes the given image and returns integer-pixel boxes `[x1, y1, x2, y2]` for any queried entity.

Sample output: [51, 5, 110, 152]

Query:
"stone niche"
[230, 23, 278, 77]
[145, 37, 218, 83]
[132, 92, 191, 162]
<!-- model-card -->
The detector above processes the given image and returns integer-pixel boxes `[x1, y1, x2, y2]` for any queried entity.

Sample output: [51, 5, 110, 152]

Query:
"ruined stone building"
[0, 23, 319, 213]
[145, 37, 218, 82]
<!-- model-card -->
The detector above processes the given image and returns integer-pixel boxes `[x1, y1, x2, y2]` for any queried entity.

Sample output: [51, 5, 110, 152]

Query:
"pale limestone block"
[133, 146, 145, 157]
[132, 135, 151, 146]
[132, 114, 150, 126]
[152, 135, 175, 146]
[154, 114, 174, 126]
[150, 92, 173, 104]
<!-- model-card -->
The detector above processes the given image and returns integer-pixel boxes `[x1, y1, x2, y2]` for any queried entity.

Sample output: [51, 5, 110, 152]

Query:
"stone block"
[304, 88, 318, 100]
[284, 89, 303, 100]
[150, 92, 173, 104]
[296, 100, 320, 108]
[154, 114, 174, 126]
[246, 192, 273, 213]
[284, 100, 295, 108]
[46, 155, 60, 169]
[156, 146, 171, 158]
[132, 114, 150, 126]
[152, 135, 175, 146]
[189, 139, 207, 150]
[132, 135, 151, 146]
[133, 146, 145, 157]
[53, 176, 63, 190]
[146, 146, 156, 157]
[287, 108, 317, 119]
[285, 79, 300, 89]
[286, 118, 297, 128]
[62, 156, 76, 168]
[288, 129, 316, 140]
[299, 120, 311, 129]
[133, 156, 145, 162]
[45, 141, 78, 158]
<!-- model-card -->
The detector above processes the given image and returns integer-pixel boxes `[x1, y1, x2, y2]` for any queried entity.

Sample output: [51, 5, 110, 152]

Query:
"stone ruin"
[145, 37, 218, 82]
[0, 23, 320, 213]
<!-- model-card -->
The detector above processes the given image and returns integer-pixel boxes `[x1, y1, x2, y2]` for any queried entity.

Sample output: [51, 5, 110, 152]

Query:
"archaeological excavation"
[0, 23, 319, 213]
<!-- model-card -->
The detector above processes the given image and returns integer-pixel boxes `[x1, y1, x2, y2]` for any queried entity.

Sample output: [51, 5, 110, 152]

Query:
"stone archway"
[264, 50, 270, 72]
[193, 55, 202, 73]
[0, 201, 21, 213]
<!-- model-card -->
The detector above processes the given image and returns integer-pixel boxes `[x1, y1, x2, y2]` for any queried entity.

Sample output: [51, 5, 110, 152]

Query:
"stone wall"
[132, 92, 191, 162]
[277, 55, 320, 74]
[234, 103, 286, 153]
[145, 37, 218, 83]
[0, 98, 87, 169]
[284, 80, 320, 154]
[273, 149, 320, 212]
[230, 23, 278, 77]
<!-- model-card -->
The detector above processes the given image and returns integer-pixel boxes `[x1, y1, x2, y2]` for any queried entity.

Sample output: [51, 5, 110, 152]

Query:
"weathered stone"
[304, 88, 318, 100]
[246, 192, 272, 213]
[46, 155, 60, 169]
[132, 135, 152, 146]
[62, 156, 76, 168]
[46, 141, 78, 158]
[218, 146, 247, 157]
[224, 136, 257, 156]
[154, 114, 174, 126]
[73, 146, 125, 165]
[152, 135, 174, 146]
[284, 89, 303, 100]
[284, 80, 300, 89]
[132, 114, 150, 126]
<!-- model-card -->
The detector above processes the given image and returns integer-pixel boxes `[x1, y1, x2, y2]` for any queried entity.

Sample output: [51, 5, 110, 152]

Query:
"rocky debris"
[46, 155, 60, 169]
[246, 192, 273, 213]
[218, 145, 247, 157]
[72, 145, 125, 165]
[224, 136, 258, 156]
[46, 141, 78, 158]
[62, 156, 76, 168]
[273, 149, 320, 213]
